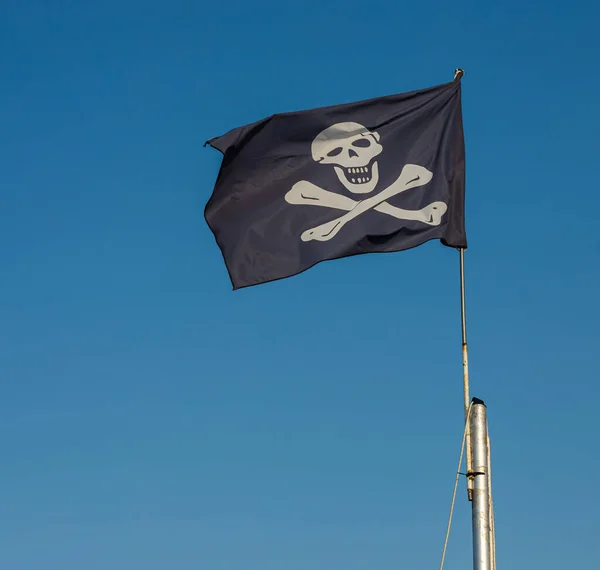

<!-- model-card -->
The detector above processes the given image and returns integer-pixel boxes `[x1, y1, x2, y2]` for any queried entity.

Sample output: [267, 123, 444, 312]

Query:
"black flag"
[205, 75, 466, 289]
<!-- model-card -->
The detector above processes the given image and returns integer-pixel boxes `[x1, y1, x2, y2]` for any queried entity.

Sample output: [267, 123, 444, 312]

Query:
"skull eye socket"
[352, 138, 371, 148]
[326, 147, 343, 157]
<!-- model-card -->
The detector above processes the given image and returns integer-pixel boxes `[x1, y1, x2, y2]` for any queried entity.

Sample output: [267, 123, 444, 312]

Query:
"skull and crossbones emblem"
[285, 122, 447, 242]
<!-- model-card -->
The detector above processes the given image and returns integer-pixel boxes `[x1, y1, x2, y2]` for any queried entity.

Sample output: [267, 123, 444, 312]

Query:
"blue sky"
[1, 0, 599, 569]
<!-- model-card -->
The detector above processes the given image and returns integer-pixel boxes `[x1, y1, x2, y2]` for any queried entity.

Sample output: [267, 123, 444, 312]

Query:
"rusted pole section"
[487, 433, 497, 570]
[470, 398, 492, 570]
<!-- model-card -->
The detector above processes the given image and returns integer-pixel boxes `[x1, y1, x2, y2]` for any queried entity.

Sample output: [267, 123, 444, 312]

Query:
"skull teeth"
[344, 164, 374, 185]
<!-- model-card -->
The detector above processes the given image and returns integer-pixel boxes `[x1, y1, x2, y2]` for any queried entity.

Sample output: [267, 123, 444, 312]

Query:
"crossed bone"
[285, 164, 447, 242]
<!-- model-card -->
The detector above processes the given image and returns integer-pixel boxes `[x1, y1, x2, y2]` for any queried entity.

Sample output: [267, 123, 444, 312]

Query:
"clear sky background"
[1, 1, 599, 569]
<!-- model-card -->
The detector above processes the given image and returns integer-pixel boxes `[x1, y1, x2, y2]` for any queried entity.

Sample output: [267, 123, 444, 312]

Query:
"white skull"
[311, 122, 383, 194]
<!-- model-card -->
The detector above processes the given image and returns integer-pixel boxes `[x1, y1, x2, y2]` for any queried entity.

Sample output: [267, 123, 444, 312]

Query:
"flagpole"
[453, 69, 495, 570]
[470, 398, 493, 570]
[459, 247, 474, 501]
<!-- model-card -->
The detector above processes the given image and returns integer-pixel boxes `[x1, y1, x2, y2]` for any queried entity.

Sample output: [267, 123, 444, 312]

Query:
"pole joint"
[466, 471, 486, 478]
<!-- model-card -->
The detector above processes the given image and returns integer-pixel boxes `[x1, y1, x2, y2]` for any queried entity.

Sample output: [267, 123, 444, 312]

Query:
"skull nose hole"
[348, 149, 359, 158]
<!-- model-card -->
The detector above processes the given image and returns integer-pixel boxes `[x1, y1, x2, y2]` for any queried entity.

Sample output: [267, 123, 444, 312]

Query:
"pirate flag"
[205, 74, 466, 289]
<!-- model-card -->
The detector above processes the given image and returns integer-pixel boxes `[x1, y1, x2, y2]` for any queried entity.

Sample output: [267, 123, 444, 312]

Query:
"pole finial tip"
[454, 69, 465, 81]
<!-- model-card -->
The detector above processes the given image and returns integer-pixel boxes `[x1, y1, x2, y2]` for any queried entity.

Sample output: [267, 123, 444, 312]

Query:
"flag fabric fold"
[205, 76, 466, 289]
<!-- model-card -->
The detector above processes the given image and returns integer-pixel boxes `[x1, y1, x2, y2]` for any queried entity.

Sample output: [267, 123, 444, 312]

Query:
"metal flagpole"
[453, 69, 474, 502]
[459, 247, 496, 570]
[459, 247, 474, 500]
[470, 398, 492, 570]
[453, 70, 495, 570]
